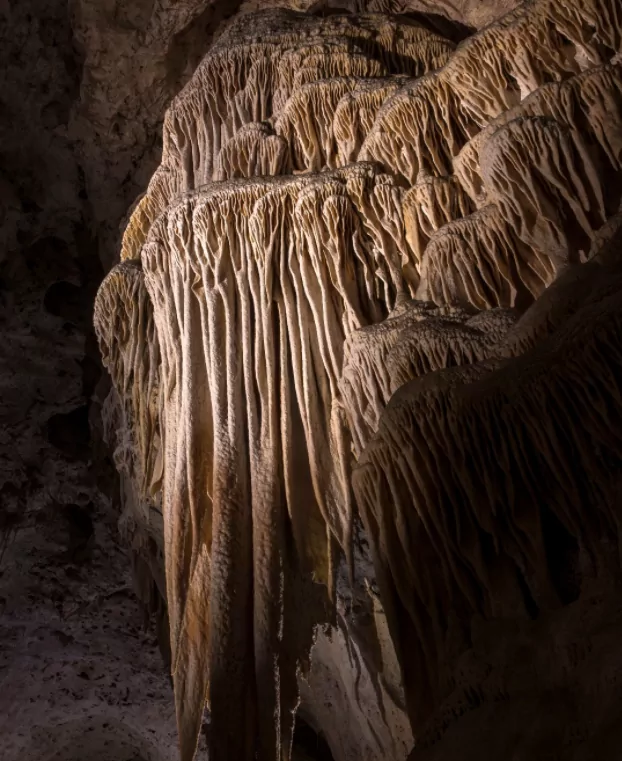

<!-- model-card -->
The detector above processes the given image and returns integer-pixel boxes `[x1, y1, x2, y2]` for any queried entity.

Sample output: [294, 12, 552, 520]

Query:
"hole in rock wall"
[44, 280, 91, 326]
[23, 236, 74, 281]
[46, 404, 91, 459]
[62, 503, 94, 562]
[292, 716, 335, 761]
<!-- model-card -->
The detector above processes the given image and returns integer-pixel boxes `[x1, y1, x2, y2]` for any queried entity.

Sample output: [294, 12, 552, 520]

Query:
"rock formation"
[0, 2, 236, 759]
[94, 0, 622, 759]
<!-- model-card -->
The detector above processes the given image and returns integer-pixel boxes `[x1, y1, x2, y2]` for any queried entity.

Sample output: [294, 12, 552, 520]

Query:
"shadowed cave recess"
[3, 0, 622, 759]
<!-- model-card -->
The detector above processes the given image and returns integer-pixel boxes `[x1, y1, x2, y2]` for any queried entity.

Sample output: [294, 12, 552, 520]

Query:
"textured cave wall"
[95, 2, 622, 761]
[237, 0, 517, 29]
[356, 220, 622, 761]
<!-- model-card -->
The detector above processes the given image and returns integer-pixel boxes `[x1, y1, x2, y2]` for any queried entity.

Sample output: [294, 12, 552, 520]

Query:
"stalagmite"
[441, 0, 622, 124]
[344, 169, 416, 300]
[95, 0, 622, 760]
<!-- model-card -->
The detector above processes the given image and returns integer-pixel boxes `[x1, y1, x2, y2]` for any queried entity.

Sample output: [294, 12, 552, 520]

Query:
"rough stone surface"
[69, 0, 246, 269]
[238, 0, 516, 28]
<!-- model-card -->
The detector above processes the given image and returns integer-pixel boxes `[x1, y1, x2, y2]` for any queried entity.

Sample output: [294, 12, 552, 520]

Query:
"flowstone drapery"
[95, 2, 622, 759]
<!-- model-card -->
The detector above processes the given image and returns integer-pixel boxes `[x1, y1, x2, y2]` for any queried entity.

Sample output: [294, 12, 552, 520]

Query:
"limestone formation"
[95, 1, 622, 760]
[418, 203, 557, 310]
[214, 123, 291, 181]
[340, 302, 516, 456]
[95, 263, 161, 503]
[353, 230, 622, 741]
[402, 175, 474, 267]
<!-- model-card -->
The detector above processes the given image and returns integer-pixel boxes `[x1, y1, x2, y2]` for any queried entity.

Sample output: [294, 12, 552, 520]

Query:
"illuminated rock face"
[95, 2, 622, 760]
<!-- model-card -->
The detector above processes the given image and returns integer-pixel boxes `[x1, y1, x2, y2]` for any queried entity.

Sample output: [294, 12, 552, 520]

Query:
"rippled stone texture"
[96, 2, 622, 760]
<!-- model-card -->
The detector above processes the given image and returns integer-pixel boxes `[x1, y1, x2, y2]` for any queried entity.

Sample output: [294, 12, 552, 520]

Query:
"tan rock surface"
[97, 1, 622, 760]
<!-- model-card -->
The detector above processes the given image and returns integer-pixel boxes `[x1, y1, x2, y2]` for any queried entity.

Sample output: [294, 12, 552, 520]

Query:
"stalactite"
[334, 77, 407, 165]
[359, 72, 477, 183]
[361, 0, 621, 185]
[137, 164, 416, 761]
[275, 78, 360, 172]
[273, 42, 361, 115]
[369, 18, 454, 74]
[481, 117, 608, 266]
[295, 52, 388, 89]
[403, 175, 474, 268]
[454, 63, 622, 209]
[121, 168, 182, 262]
[340, 302, 516, 457]
[94, 261, 161, 500]
[121, 10, 459, 268]
[344, 170, 416, 300]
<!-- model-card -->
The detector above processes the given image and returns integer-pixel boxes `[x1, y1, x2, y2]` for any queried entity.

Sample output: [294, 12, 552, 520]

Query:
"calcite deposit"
[91, 0, 622, 760]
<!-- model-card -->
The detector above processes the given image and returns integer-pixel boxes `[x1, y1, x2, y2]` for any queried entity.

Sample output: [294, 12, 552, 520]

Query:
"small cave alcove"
[46, 405, 91, 459]
[44, 280, 91, 327]
[292, 716, 335, 761]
